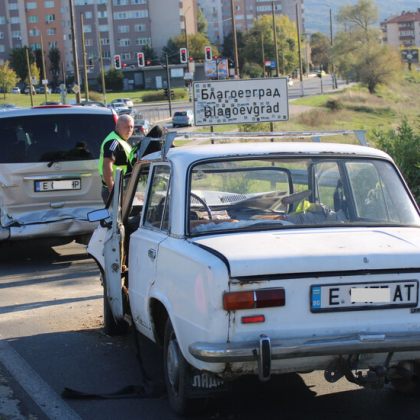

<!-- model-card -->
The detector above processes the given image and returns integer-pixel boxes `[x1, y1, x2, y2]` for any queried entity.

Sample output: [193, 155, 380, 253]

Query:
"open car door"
[103, 168, 125, 321]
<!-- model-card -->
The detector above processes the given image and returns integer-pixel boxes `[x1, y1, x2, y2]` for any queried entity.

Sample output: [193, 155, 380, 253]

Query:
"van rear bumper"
[1, 219, 97, 241]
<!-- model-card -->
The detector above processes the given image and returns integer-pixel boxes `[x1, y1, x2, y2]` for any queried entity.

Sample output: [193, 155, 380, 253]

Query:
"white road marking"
[0, 332, 82, 420]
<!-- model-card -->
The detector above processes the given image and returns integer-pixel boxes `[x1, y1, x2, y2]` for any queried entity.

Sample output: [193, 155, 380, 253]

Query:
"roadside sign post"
[193, 78, 289, 128]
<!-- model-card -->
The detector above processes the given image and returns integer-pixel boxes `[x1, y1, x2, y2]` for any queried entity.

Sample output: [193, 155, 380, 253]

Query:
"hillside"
[304, 0, 419, 35]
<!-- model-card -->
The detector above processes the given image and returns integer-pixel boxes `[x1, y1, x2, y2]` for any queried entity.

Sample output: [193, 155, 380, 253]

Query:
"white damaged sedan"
[88, 131, 420, 415]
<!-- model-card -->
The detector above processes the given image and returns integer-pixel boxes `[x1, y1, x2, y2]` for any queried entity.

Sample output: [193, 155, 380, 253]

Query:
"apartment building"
[0, 0, 196, 84]
[381, 9, 420, 50]
[198, 0, 304, 49]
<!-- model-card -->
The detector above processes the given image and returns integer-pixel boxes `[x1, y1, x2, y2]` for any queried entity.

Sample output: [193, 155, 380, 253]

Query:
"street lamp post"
[80, 13, 89, 101]
[230, 0, 240, 77]
[69, 0, 81, 103]
[97, 27, 106, 105]
[35, 27, 48, 102]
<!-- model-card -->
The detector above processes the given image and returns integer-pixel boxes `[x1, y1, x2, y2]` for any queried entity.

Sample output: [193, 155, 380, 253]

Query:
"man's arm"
[102, 157, 114, 192]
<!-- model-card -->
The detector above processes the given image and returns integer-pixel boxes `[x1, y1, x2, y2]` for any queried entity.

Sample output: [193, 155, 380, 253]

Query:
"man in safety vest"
[99, 114, 134, 204]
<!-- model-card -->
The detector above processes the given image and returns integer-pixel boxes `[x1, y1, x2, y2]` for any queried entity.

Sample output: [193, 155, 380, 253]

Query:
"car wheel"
[103, 274, 129, 336]
[164, 318, 206, 415]
[390, 361, 420, 395]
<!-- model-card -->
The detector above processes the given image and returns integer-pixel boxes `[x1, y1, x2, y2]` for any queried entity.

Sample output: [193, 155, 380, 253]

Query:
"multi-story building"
[0, 0, 196, 85]
[198, 0, 305, 49]
[381, 9, 420, 50]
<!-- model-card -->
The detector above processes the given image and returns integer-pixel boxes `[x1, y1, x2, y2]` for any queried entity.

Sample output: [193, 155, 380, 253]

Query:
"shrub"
[371, 117, 420, 203]
[141, 89, 186, 102]
[238, 123, 271, 132]
[325, 97, 344, 112]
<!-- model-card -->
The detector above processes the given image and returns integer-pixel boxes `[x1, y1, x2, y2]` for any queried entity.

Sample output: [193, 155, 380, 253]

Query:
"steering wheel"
[190, 192, 212, 220]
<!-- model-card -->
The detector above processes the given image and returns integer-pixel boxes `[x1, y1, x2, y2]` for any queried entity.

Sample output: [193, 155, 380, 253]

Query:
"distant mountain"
[304, 0, 420, 35]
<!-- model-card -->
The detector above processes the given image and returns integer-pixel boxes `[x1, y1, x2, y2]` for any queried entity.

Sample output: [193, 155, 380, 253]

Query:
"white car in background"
[10, 87, 21, 94]
[109, 98, 134, 108]
[87, 130, 420, 415]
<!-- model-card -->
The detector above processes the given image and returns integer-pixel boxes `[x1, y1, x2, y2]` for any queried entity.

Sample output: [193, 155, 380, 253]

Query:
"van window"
[0, 114, 115, 164]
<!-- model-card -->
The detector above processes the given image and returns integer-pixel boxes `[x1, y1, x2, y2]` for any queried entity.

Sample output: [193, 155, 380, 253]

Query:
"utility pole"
[97, 28, 106, 105]
[26, 49, 34, 107]
[272, 1, 280, 78]
[80, 13, 89, 101]
[69, 0, 81, 103]
[230, 0, 240, 77]
[165, 54, 172, 117]
[329, 8, 337, 89]
[38, 30, 48, 102]
[296, 2, 304, 97]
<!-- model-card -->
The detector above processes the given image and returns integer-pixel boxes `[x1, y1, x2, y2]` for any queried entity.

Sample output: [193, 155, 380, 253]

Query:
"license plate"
[311, 280, 418, 313]
[35, 179, 81, 192]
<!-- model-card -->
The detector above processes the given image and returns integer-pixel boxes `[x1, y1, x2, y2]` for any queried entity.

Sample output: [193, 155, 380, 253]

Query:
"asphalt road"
[1, 240, 420, 420]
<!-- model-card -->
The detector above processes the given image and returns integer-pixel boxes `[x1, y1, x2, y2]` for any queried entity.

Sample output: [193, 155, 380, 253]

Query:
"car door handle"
[148, 249, 156, 259]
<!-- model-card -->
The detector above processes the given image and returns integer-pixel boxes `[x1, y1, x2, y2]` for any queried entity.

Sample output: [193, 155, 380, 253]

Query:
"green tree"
[142, 44, 158, 63]
[101, 67, 123, 91]
[242, 15, 299, 76]
[310, 32, 330, 72]
[197, 8, 208, 35]
[48, 48, 61, 88]
[162, 37, 181, 64]
[172, 33, 218, 61]
[9, 47, 35, 82]
[0, 62, 18, 99]
[331, 0, 401, 93]
[222, 30, 244, 61]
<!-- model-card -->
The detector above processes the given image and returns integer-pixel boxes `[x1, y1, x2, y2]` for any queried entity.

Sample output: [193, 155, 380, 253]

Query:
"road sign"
[193, 78, 289, 126]
[30, 76, 37, 84]
[72, 85, 80, 93]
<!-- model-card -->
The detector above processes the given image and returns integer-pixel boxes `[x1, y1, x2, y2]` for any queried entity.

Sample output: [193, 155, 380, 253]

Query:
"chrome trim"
[189, 332, 420, 363]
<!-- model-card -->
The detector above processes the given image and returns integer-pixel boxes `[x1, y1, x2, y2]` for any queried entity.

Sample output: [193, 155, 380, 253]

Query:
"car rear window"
[174, 112, 187, 116]
[0, 113, 115, 164]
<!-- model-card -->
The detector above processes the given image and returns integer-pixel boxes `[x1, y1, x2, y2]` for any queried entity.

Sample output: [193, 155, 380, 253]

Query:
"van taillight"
[223, 288, 285, 311]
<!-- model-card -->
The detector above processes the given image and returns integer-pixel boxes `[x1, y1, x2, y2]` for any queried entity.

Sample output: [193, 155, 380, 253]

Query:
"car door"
[103, 168, 125, 321]
[128, 164, 171, 339]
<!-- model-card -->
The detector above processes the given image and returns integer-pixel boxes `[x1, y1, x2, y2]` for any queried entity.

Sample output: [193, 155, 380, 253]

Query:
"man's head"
[115, 114, 134, 141]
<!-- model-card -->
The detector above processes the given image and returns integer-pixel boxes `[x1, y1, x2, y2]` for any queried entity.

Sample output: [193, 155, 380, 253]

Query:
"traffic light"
[189, 56, 194, 62]
[205, 46, 212, 61]
[114, 55, 121, 69]
[145, 60, 151, 66]
[122, 63, 127, 68]
[213, 55, 218, 60]
[180, 48, 188, 63]
[137, 52, 145, 67]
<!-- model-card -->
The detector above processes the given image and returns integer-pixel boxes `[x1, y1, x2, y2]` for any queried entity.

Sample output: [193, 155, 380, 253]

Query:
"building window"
[121, 52, 131, 59]
[98, 11, 108, 18]
[99, 24, 109, 32]
[102, 51, 111, 58]
[132, 0, 146, 3]
[27, 2, 37, 10]
[28, 16, 38, 23]
[10, 17, 21, 24]
[118, 38, 131, 46]
[83, 25, 92, 33]
[0, 32, 3, 39]
[100, 38, 110, 45]
[29, 29, 40, 36]
[256, 5, 272, 12]
[30, 43, 41, 49]
[135, 24, 146, 32]
[9, 3, 19, 10]
[44, 1, 54, 8]
[114, 10, 148, 19]
[85, 11, 92, 19]
[47, 28, 56, 35]
[114, 0, 129, 5]
[12, 31, 22, 38]
[0, 45, 5, 52]
[0, 17, 6, 25]
[46, 14, 55, 23]
[118, 25, 130, 33]
[135, 37, 151, 45]
[48, 41, 58, 48]
[85, 38, 93, 46]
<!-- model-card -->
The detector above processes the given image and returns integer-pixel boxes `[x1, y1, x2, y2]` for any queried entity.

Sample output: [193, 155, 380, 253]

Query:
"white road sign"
[193, 78, 289, 126]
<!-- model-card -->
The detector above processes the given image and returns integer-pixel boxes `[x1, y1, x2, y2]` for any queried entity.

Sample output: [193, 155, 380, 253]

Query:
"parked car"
[109, 98, 133, 108]
[87, 130, 420, 415]
[287, 77, 294, 87]
[24, 86, 36, 95]
[0, 103, 20, 110]
[10, 87, 21, 94]
[0, 106, 117, 244]
[40, 101, 62, 105]
[133, 119, 151, 135]
[172, 110, 194, 127]
[39, 86, 52, 94]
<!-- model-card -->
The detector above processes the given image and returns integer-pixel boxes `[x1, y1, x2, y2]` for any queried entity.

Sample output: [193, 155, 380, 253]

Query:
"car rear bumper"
[189, 331, 420, 363]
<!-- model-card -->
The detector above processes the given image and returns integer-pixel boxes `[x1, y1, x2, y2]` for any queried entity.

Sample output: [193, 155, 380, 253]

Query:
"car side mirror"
[88, 208, 110, 222]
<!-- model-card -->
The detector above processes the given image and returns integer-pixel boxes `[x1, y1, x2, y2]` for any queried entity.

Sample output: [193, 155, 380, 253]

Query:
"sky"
[303, 0, 420, 35]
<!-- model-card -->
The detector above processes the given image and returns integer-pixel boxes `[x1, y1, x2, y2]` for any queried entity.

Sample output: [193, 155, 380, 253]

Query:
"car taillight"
[186, 116, 190, 119]
[223, 288, 285, 311]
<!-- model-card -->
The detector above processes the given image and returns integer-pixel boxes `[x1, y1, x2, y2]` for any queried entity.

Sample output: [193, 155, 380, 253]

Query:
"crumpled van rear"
[0, 106, 117, 243]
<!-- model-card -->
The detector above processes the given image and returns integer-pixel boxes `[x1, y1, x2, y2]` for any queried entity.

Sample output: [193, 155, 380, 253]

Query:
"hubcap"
[167, 339, 180, 388]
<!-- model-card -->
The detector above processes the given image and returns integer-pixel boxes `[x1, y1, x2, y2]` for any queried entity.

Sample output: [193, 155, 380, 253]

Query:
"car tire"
[164, 318, 206, 415]
[103, 274, 129, 336]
